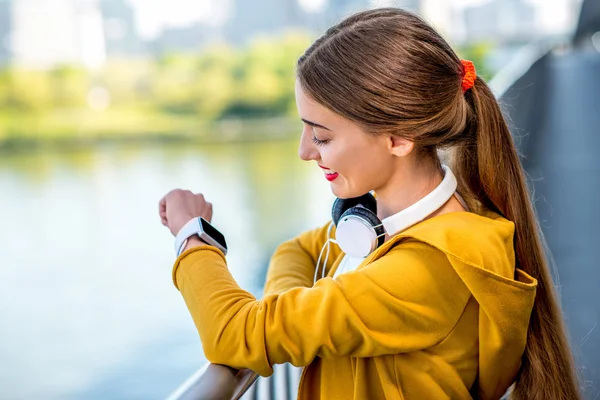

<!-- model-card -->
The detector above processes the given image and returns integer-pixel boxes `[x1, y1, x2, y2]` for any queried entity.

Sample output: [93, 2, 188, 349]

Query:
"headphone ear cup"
[332, 198, 348, 227]
[332, 192, 377, 226]
[338, 206, 385, 248]
[336, 206, 385, 257]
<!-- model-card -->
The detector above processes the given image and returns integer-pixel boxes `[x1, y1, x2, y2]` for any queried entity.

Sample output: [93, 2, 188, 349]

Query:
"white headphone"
[313, 165, 460, 283]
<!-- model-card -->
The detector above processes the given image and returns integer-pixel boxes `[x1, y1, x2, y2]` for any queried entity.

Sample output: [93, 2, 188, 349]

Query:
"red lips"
[319, 165, 339, 181]
[325, 173, 339, 182]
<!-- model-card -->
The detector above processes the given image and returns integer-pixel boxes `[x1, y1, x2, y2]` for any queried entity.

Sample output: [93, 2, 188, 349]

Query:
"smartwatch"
[174, 217, 228, 257]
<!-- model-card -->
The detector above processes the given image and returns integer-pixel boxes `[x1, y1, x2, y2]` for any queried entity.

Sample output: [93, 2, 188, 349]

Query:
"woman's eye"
[312, 135, 329, 146]
[310, 126, 329, 146]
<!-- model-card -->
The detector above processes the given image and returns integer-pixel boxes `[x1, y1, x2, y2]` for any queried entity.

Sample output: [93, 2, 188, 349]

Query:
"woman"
[159, 8, 580, 400]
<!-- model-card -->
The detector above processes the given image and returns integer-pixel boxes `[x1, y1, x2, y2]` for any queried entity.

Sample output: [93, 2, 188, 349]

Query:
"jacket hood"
[384, 210, 538, 399]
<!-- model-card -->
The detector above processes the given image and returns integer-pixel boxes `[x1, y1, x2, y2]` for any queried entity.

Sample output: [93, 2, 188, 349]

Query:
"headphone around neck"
[326, 164, 459, 256]
[331, 192, 386, 258]
[314, 165, 461, 283]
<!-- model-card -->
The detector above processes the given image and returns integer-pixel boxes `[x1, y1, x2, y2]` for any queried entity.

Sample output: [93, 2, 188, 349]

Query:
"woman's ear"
[387, 135, 414, 157]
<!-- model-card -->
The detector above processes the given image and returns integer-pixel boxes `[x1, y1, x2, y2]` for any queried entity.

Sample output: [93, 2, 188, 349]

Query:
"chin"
[331, 183, 367, 200]
[330, 184, 347, 199]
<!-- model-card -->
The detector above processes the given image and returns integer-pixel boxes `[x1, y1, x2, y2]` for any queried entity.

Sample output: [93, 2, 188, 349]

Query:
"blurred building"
[370, 1, 452, 42]
[328, 0, 371, 14]
[77, 0, 107, 69]
[322, 0, 371, 27]
[393, 0, 420, 13]
[99, 0, 146, 56]
[462, 0, 537, 44]
[10, 0, 105, 69]
[420, 0, 453, 39]
[370, 0, 420, 12]
[0, 0, 12, 65]
[225, 0, 305, 46]
[11, 0, 80, 67]
[150, 22, 222, 55]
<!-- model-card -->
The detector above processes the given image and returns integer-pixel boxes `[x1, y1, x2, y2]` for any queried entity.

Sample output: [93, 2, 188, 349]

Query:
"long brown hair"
[297, 8, 580, 400]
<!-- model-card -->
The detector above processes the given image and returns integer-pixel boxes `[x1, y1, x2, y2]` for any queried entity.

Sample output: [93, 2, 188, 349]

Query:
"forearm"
[264, 239, 317, 294]
[264, 222, 340, 295]
[173, 248, 272, 374]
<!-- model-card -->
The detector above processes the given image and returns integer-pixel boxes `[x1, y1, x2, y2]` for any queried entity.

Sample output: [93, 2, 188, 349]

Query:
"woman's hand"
[159, 189, 213, 236]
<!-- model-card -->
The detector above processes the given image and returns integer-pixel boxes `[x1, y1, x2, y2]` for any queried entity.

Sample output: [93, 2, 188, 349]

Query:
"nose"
[298, 127, 320, 161]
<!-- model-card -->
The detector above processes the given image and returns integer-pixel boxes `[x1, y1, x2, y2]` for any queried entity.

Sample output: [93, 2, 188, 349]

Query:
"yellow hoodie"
[172, 210, 537, 400]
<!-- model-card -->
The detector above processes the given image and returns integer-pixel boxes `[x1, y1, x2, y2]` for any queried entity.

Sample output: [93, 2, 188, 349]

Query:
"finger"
[159, 196, 166, 213]
[165, 188, 182, 202]
[206, 203, 213, 221]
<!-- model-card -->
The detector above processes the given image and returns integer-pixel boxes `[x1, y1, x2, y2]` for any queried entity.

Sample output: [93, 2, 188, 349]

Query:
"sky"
[126, 0, 580, 39]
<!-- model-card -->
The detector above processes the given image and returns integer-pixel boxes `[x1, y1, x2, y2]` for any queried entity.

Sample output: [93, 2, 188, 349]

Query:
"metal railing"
[167, 363, 302, 400]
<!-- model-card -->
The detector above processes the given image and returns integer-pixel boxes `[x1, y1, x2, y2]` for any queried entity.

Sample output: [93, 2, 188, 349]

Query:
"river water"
[0, 139, 334, 399]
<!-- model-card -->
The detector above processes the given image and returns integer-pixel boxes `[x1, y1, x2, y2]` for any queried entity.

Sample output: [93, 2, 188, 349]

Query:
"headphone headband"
[381, 165, 457, 236]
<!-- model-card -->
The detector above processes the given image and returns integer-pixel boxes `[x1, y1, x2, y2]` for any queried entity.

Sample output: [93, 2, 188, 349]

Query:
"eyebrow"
[301, 118, 331, 131]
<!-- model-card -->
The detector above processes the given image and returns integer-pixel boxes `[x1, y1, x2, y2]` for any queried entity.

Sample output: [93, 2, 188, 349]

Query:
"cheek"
[349, 147, 391, 184]
[322, 138, 386, 179]
[335, 146, 380, 180]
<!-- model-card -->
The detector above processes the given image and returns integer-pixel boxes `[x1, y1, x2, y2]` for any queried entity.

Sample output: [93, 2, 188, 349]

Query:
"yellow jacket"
[172, 210, 537, 399]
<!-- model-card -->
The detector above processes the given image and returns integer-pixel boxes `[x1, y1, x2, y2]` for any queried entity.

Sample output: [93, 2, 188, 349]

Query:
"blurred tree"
[0, 69, 9, 110]
[456, 42, 496, 81]
[98, 58, 154, 107]
[0, 30, 319, 143]
[192, 45, 238, 118]
[221, 32, 311, 119]
[149, 33, 311, 120]
[50, 65, 89, 108]
[2, 69, 53, 113]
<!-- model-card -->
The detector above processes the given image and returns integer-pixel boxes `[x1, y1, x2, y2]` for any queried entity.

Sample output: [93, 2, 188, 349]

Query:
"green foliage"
[0, 32, 312, 142]
[456, 42, 496, 81]
[50, 65, 89, 108]
[0, 69, 54, 112]
[0, 32, 499, 144]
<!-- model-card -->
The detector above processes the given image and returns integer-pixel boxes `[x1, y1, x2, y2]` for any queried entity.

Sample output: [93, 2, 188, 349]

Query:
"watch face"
[200, 218, 227, 249]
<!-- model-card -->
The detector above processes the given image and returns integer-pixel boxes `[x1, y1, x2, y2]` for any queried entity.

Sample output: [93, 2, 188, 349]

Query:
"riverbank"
[0, 112, 301, 152]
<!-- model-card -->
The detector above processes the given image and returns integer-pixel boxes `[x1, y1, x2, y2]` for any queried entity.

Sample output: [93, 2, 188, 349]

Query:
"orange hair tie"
[460, 59, 476, 92]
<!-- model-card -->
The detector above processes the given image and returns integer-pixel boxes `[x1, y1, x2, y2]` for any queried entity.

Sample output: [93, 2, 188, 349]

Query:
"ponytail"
[452, 77, 581, 400]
